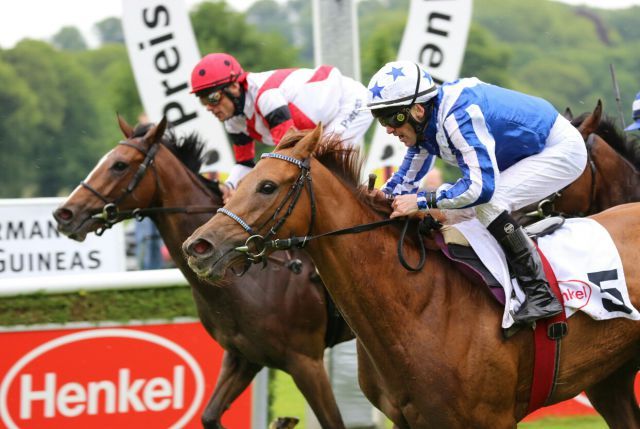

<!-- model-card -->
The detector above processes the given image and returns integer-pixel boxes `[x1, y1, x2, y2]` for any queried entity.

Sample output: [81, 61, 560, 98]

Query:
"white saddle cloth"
[452, 218, 640, 329]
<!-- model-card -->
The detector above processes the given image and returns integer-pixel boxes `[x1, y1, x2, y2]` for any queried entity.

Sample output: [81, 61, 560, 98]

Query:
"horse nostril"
[191, 239, 212, 255]
[54, 208, 73, 223]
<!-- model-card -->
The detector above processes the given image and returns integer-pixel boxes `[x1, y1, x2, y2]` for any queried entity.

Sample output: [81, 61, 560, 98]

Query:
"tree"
[2, 41, 111, 196]
[0, 59, 41, 197]
[461, 24, 512, 87]
[51, 26, 87, 52]
[94, 17, 124, 45]
[190, 0, 300, 70]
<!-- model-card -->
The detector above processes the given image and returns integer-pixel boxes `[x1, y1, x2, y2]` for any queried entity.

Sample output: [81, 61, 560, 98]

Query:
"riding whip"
[609, 63, 627, 130]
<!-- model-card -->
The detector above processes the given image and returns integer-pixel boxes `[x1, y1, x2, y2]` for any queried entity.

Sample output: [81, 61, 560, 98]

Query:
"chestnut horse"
[53, 117, 354, 428]
[516, 100, 640, 224]
[183, 125, 640, 428]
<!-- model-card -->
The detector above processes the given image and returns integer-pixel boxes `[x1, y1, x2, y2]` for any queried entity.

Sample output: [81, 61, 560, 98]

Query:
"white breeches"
[475, 114, 587, 226]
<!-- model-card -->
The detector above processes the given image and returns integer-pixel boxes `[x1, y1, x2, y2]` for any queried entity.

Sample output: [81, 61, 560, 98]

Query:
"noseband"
[217, 153, 429, 271]
[81, 141, 160, 235]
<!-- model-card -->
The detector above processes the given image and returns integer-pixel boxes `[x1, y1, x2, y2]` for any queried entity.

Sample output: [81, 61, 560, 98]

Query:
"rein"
[526, 133, 598, 219]
[82, 140, 218, 235]
[217, 152, 427, 272]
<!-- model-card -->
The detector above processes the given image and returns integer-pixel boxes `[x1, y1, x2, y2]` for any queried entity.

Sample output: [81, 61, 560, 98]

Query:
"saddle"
[435, 216, 565, 307]
[432, 216, 568, 412]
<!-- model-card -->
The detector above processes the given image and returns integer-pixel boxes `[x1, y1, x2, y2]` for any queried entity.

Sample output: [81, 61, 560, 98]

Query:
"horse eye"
[258, 181, 277, 194]
[112, 161, 128, 172]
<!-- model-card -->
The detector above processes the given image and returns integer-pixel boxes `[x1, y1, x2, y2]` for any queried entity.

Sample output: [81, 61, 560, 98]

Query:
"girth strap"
[527, 247, 568, 413]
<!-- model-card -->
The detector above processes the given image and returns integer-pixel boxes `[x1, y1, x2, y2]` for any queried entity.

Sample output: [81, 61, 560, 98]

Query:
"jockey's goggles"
[199, 89, 224, 106]
[373, 107, 411, 128]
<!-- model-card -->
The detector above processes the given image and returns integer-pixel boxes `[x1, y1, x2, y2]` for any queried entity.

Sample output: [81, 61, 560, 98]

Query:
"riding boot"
[487, 211, 562, 324]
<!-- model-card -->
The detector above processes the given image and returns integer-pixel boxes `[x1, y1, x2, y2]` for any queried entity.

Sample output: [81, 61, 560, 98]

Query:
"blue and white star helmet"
[366, 60, 438, 111]
[624, 91, 640, 132]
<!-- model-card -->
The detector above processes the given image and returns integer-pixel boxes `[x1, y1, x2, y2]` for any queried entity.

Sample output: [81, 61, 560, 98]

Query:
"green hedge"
[0, 286, 196, 326]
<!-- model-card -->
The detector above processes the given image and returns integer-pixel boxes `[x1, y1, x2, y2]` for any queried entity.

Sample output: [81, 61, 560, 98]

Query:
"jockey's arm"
[259, 89, 297, 145]
[383, 147, 435, 218]
[224, 132, 256, 202]
[434, 113, 497, 210]
[381, 146, 435, 196]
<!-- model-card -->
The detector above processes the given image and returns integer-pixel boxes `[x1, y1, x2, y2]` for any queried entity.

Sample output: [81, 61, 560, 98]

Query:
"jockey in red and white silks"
[191, 53, 372, 191]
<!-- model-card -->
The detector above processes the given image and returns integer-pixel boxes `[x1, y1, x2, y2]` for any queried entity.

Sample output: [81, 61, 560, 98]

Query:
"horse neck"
[592, 138, 640, 206]
[148, 148, 221, 280]
[303, 165, 458, 348]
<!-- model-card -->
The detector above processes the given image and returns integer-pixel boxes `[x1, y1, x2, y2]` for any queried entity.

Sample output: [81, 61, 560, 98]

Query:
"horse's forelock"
[277, 130, 392, 215]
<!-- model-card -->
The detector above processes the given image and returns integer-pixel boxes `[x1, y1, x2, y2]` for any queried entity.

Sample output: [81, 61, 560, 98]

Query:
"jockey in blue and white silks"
[366, 60, 587, 325]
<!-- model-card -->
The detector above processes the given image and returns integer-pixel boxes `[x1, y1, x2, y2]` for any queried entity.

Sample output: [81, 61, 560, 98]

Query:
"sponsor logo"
[0, 329, 205, 429]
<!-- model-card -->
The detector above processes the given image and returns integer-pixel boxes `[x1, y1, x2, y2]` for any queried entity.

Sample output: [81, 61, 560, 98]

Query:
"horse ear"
[143, 116, 168, 144]
[577, 99, 602, 140]
[563, 107, 574, 121]
[293, 123, 323, 158]
[117, 113, 133, 138]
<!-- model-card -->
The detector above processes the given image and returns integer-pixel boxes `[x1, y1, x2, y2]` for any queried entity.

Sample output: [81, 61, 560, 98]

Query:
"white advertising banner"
[121, 0, 234, 173]
[0, 199, 125, 280]
[364, 0, 473, 176]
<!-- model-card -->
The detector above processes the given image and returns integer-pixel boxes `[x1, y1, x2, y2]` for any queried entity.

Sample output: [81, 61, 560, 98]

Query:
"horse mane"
[278, 130, 392, 216]
[131, 123, 222, 197]
[571, 113, 640, 169]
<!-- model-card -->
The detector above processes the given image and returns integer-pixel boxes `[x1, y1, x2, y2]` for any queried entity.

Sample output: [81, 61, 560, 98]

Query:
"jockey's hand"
[390, 194, 419, 219]
[426, 208, 447, 223]
[220, 183, 236, 204]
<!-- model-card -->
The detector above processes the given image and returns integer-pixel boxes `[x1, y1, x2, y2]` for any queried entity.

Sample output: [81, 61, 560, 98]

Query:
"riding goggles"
[373, 107, 411, 128]
[199, 90, 224, 106]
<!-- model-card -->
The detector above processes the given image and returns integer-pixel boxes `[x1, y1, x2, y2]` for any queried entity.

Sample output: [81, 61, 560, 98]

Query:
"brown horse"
[516, 100, 640, 223]
[52, 117, 353, 429]
[183, 125, 640, 428]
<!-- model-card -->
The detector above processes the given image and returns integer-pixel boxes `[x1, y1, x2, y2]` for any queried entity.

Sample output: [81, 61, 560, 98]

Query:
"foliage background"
[0, 0, 638, 197]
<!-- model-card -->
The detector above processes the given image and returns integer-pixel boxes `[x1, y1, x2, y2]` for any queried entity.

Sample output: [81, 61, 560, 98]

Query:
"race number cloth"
[453, 218, 640, 328]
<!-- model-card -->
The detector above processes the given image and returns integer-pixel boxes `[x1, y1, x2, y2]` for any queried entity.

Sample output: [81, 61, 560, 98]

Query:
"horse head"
[183, 125, 326, 279]
[53, 115, 170, 241]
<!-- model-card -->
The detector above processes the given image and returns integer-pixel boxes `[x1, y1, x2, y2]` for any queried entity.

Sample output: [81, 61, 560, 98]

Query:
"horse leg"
[584, 358, 640, 429]
[286, 354, 346, 429]
[356, 342, 410, 428]
[201, 351, 262, 429]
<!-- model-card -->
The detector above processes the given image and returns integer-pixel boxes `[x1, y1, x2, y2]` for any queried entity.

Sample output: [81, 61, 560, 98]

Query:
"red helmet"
[190, 53, 245, 94]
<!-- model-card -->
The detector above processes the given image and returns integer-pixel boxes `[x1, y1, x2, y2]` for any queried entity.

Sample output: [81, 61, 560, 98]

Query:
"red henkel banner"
[0, 322, 251, 428]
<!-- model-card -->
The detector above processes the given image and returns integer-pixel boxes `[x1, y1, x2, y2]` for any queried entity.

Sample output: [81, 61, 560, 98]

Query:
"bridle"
[217, 152, 430, 272]
[81, 139, 217, 235]
[525, 133, 598, 219]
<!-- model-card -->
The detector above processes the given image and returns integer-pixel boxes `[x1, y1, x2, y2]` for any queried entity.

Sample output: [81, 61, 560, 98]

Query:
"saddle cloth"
[449, 218, 640, 329]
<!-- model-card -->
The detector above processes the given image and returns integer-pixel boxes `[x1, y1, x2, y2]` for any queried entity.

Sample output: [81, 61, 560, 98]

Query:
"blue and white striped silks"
[383, 78, 558, 210]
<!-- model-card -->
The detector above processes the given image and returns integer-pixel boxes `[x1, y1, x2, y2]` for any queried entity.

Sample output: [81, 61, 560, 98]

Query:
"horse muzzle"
[183, 236, 231, 280]
[53, 206, 96, 242]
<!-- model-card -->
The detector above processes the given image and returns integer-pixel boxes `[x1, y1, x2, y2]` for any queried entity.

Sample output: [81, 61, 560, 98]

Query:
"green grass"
[270, 370, 308, 426]
[519, 415, 606, 428]
[0, 286, 197, 326]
